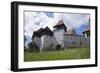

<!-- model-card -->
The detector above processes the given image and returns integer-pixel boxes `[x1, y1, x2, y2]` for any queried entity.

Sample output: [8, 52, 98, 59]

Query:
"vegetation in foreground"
[24, 48, 90, 62]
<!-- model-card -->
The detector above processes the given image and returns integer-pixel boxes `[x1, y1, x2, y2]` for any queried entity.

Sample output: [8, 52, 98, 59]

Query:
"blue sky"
[75, 23, 89, 35]
[44, 12, 54, 17]
[24, 11, 90, 47]
[25, 11, 90, 37]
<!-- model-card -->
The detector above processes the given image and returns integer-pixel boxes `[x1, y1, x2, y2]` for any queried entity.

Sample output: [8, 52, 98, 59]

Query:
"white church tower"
[53, 20, 67, 47]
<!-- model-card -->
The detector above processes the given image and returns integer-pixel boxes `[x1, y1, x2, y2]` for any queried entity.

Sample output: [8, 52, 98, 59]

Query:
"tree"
[28, 42, 39, 52]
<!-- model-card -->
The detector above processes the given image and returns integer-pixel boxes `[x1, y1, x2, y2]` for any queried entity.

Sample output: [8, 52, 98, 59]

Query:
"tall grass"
[24, 48, 90, 62]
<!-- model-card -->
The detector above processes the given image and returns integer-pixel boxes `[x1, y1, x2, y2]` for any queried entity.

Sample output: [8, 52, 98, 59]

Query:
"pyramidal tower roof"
[64, 29, 76, 35]
[54, 20, 67, 31]
[55, 20, 64, 26]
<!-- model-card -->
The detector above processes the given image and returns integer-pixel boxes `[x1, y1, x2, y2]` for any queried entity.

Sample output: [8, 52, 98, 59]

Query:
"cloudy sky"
[24, 11, 90, 38]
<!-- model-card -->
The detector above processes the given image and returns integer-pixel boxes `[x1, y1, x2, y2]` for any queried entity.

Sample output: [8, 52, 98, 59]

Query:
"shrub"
[28, 42, 39, 52]
[56, 44, 62, 50]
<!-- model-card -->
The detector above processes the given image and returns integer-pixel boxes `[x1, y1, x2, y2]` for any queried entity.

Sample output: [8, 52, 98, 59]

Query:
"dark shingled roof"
[55, 20, 64, 26]
[83, 27, 90, 34]
[64, 29, 76, 35]
[54, 20, 67, 31]
[32, 27, 53, 38]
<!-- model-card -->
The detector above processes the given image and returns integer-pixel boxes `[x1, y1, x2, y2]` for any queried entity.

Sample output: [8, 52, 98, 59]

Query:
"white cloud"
[62, 13, 90, 30]
[25, 12, 61, 38]
[24, 12, 90, 38]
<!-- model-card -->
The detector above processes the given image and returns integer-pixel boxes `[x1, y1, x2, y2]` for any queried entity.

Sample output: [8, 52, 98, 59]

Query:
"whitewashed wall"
[64, 35, 90, 48]
[33, 35, 57, 50]
[54, 29, 65, 47]
[33, 37, 42, 49]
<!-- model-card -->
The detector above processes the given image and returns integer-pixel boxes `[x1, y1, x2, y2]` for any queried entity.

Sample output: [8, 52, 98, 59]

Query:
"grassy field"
[24, 48, 90, 62]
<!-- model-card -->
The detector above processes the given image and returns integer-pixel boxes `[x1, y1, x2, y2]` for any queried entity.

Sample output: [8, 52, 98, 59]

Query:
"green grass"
[24, 48, 90, 62]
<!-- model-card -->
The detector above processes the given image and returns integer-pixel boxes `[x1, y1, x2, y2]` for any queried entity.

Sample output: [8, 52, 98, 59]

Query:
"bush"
[56, 44, 62, 50]
[28, 42, 39, 52]
[24, 47, 30, 52]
